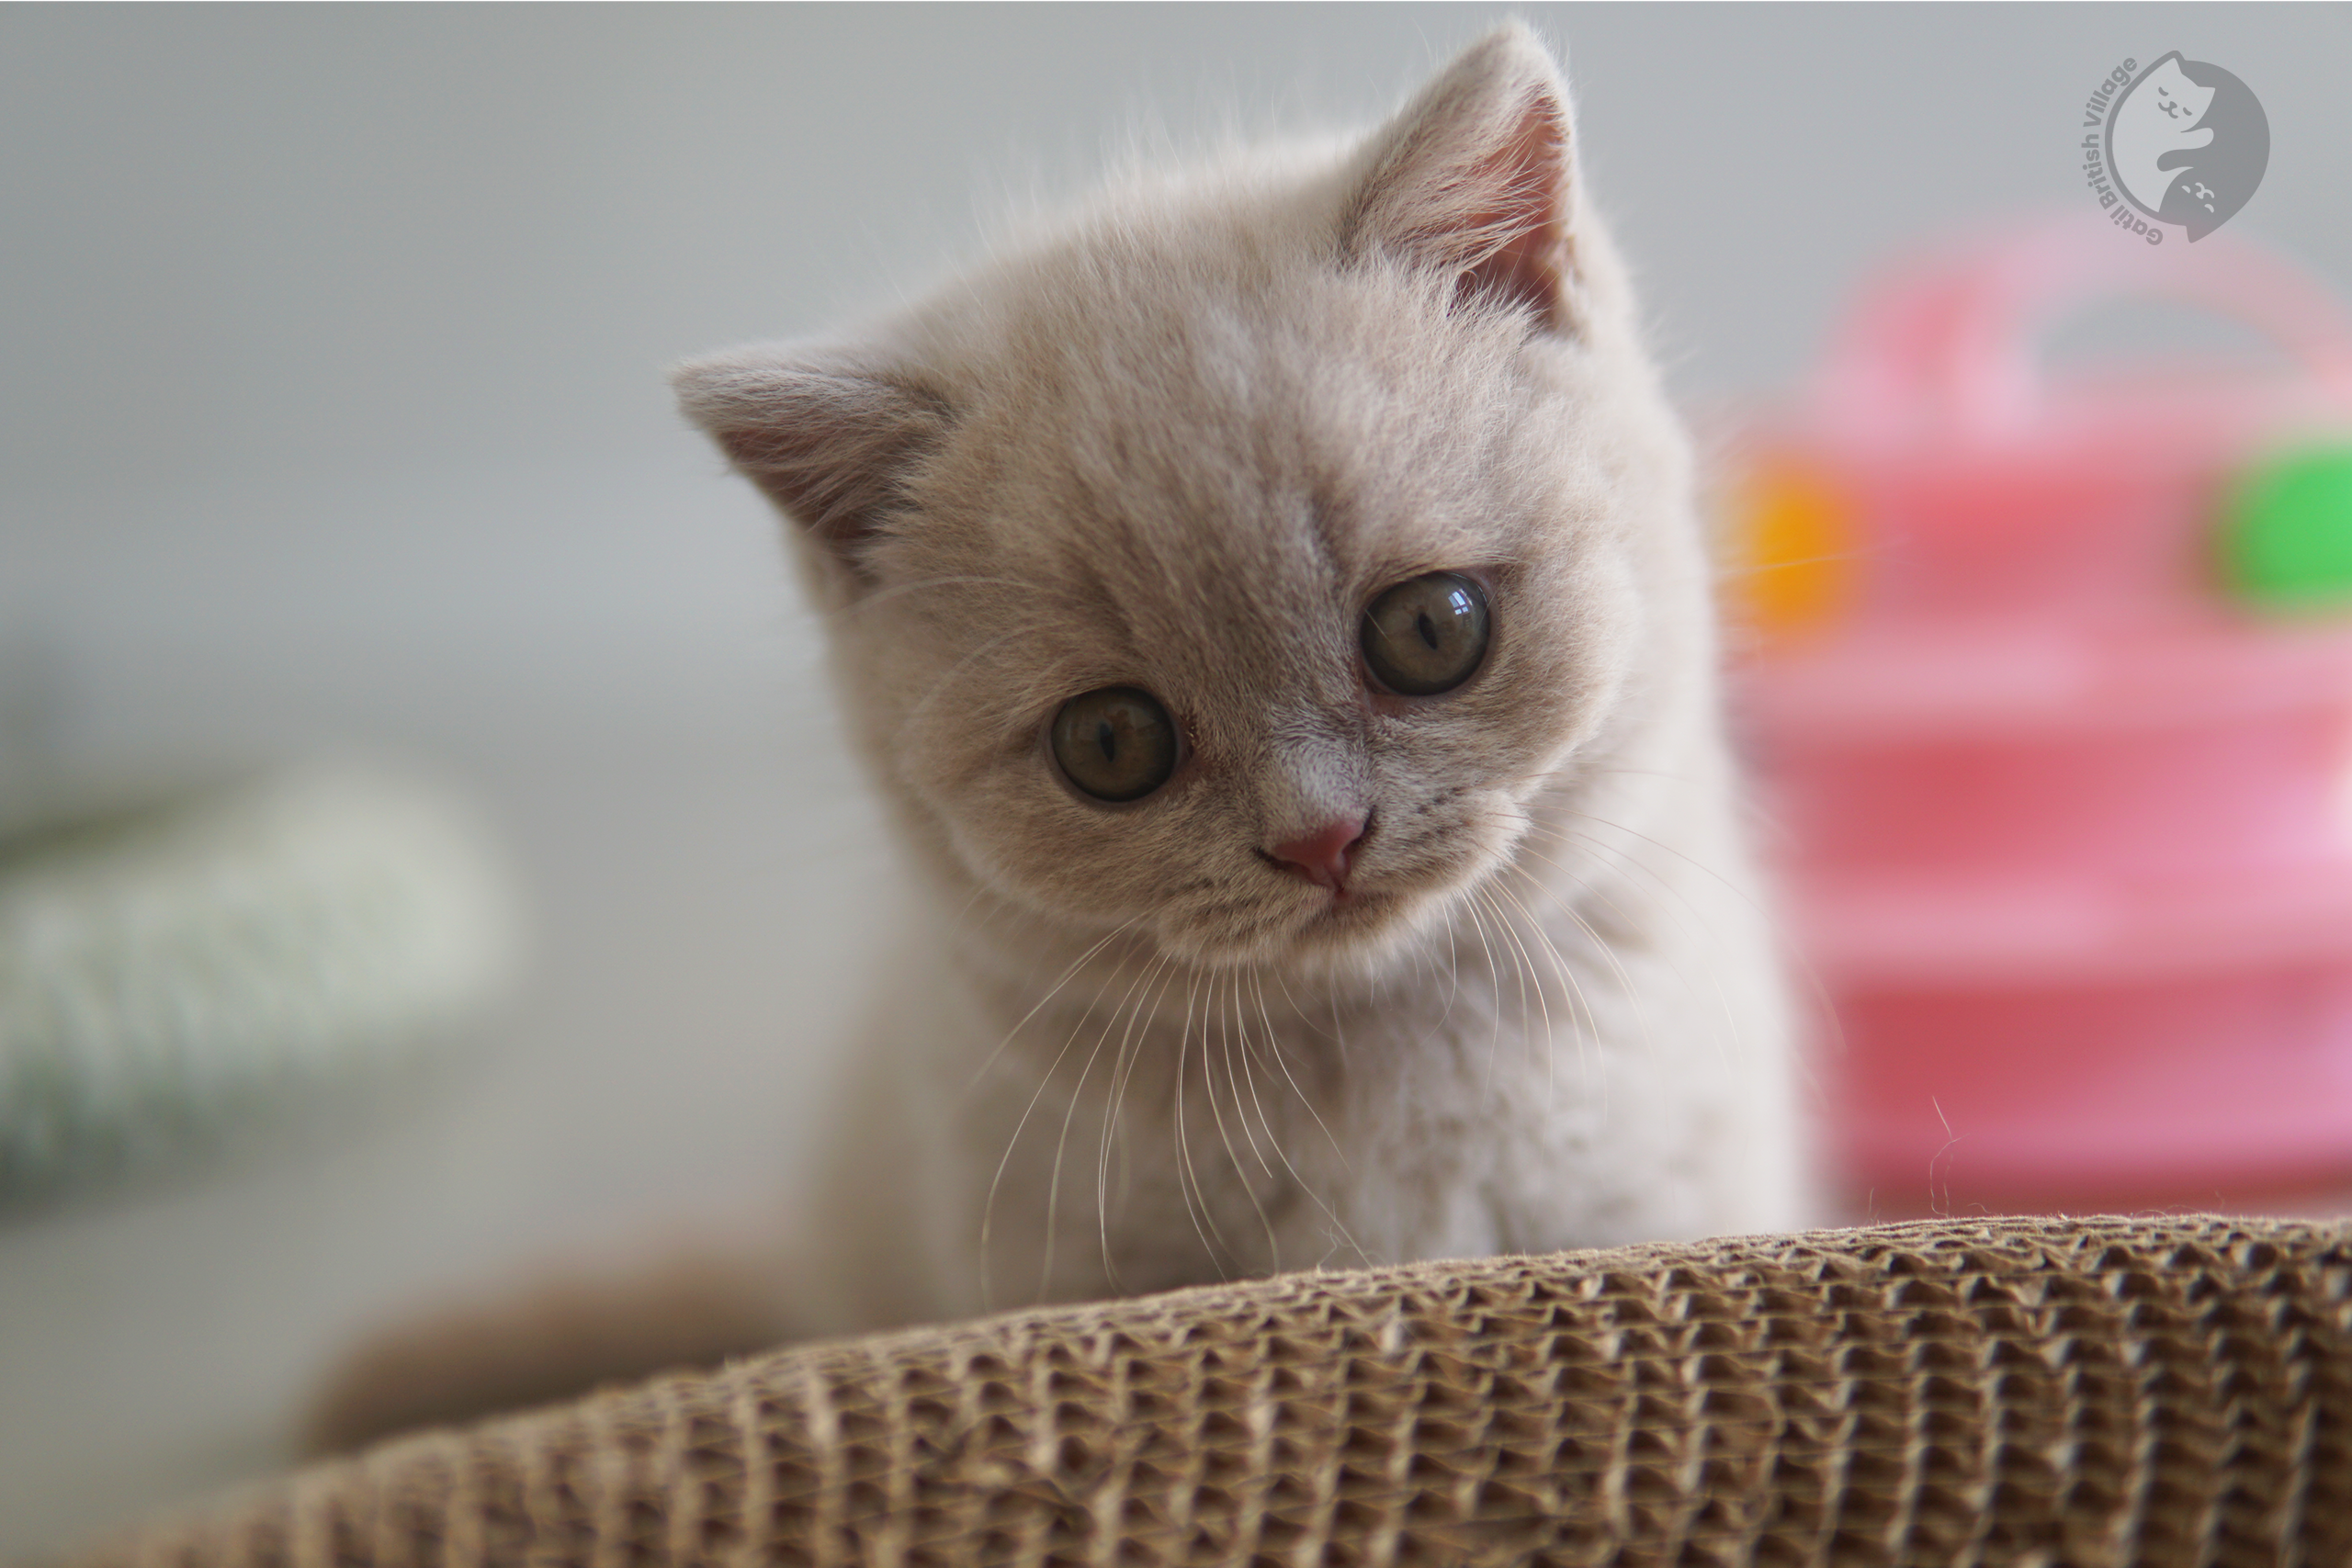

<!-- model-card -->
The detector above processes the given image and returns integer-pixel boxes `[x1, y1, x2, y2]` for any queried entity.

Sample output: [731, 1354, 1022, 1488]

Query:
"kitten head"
[676, 26, 1700, 978]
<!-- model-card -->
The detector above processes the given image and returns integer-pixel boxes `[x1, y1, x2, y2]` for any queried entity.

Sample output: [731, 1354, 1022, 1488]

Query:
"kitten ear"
[1342, 24, 1585, 333]
[671, 348, 950, 570]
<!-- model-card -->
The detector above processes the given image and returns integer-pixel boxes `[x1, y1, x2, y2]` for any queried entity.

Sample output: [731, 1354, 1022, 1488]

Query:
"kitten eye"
[1051, 686, 1180, 803]
[1361, 571, 1491, 695]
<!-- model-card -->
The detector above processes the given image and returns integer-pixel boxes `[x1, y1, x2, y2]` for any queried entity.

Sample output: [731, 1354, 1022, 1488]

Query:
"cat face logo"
[2101, 52, 2268, 240]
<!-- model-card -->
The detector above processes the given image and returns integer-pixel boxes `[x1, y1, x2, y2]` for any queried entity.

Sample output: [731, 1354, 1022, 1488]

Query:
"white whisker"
[1531, 816, 1747, 1071]
[1097, 952, 1181, 1292]
[961, 916, 1144, 1097]
[1170, 966, 1230, 1276]
[1456, 888, 1510, 1090]
[1200, 972, 1281, 1273]
[1248, 972, 1368, 1267]
[978, 930, 1138, 1311]
[1036, 943, 1170, 1301]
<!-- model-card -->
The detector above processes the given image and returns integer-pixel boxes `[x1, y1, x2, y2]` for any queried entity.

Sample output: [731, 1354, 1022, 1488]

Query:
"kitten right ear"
[1341, 24, 1587, 333]
[671, 349, 950, 569]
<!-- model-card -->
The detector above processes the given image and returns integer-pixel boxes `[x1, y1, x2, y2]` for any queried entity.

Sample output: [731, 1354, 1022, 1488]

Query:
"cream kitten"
[309, 23, 1806, 1452]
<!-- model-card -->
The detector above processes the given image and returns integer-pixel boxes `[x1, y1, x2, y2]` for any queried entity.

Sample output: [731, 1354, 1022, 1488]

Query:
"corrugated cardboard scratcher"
[72, 1213, 2352, 1566]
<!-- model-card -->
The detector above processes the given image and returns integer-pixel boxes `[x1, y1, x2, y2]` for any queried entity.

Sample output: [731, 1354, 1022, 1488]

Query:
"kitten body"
[309, 25, 1805, 1451]
[685, 25, 1806, 1336]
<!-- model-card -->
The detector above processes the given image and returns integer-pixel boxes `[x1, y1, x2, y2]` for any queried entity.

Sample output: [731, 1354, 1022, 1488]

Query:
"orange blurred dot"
[1730, 462, 1856, 638]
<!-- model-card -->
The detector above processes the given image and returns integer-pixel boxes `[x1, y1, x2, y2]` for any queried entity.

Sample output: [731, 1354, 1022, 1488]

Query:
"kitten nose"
[1266, 815, 1369, 892]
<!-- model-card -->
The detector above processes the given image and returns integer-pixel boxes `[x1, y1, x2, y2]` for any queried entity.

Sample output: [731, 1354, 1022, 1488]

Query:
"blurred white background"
[5, 5, 2348, 1556]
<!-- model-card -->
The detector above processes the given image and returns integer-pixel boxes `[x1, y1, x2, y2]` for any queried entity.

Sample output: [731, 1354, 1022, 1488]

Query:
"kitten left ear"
[1341, 24, 1586, 333]
[671, 347, 950, 581]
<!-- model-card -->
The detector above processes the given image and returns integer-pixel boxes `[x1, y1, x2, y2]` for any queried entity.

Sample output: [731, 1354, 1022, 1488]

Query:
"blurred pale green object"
[0, 764, 519, 1206]
[2220, 445, 2352, 611]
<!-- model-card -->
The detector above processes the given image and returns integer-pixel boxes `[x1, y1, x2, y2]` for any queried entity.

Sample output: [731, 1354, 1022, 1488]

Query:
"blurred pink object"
[1739, 217, 2352, 1207]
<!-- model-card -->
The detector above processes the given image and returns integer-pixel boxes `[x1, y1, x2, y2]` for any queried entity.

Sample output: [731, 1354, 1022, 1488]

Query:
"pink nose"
[1266, 816, 1369, 892]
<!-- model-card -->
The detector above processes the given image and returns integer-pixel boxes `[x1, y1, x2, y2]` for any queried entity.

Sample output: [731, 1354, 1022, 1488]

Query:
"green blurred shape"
[2221, 445, 2352, 613]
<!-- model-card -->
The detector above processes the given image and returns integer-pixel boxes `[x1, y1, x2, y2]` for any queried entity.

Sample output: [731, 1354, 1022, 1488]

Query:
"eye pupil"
[1362, 572, 1491, 696]
[1053, 687, 1179, 802]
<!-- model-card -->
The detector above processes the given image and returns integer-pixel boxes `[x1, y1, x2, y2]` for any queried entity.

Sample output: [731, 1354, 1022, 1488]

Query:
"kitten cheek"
[934, 790, 1216, 931]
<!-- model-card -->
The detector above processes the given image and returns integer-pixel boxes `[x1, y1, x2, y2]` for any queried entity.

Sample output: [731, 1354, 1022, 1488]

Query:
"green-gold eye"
[1051, 686, 1179, 802]
[1361, 572, 1491, 695]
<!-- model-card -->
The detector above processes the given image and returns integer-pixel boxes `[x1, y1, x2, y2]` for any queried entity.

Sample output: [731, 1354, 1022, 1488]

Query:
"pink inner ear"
[1451, 90, 1569, 320]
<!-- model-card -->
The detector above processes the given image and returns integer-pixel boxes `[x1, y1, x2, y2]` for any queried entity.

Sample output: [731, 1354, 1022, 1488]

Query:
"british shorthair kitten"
[309, 23, 1806, 1452]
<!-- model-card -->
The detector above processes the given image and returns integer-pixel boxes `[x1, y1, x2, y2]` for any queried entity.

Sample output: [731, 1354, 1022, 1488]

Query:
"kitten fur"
[307, 24, 1807, 1452]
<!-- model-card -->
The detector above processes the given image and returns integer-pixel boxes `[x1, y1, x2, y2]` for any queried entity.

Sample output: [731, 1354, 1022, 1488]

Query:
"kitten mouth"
[1297, 883, 1398, 932]
[1155, 875, 1439, 974]
[1312, 887, 1366, 917]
